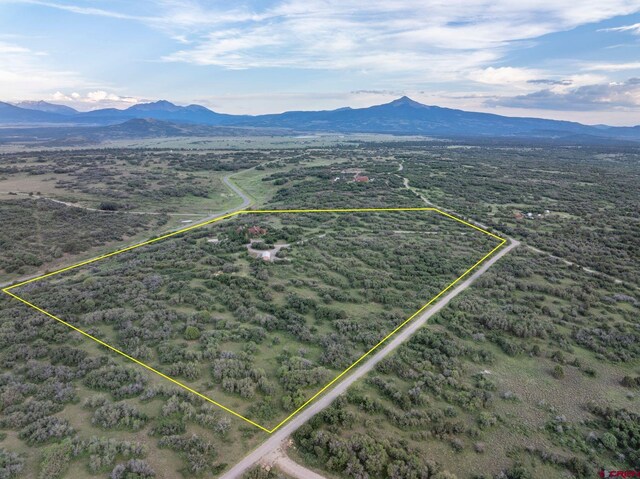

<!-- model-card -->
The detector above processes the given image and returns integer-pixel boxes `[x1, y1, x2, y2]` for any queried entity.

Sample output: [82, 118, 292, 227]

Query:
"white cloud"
[0, 38, 137, 106]
[583, 62, 640, 71]
[51, 90, 143, 110]
[469, 67, 544, 85]
[3, 0, 640, 124]
[599, 22, 640, 34]
[5, 1, 640, 99]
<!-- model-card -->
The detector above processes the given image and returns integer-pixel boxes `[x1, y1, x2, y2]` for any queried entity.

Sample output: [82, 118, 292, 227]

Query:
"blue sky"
[1, 1, 640, 124]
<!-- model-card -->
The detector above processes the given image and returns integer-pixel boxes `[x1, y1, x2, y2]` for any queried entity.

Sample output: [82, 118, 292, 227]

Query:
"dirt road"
[261, 447, 327, 479]
[524, 244, 635, 289]
[220, 237, 519, 479]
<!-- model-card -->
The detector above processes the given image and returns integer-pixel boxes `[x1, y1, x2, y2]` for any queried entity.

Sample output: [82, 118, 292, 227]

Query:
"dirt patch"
[246, 239, 290, 262]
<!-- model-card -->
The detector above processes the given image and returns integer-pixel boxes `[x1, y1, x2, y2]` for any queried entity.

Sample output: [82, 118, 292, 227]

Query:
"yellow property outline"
[3, 207, 506, 434]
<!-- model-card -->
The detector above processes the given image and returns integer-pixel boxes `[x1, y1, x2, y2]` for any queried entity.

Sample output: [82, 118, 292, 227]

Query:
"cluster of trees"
[276, 177, 638, 478]
[267, 160, 417, 209]
[84, 365, 147, 400]
[110, 459, 155, 479]
[588, 404, 640, 465]
[0, 147, 318, 280]
[3, 143, 637, 478]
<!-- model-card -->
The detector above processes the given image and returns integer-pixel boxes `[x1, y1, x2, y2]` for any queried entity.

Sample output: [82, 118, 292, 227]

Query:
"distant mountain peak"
[388, 96, 426, 108]
[128, 100, 180, 111]
[153, 100, 176, 107]
[13, 100, 78, 115]
[185, 104, 212, 112]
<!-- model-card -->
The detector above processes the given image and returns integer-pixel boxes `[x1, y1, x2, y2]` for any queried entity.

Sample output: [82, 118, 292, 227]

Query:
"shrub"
[621, 376, 640, 388]
[184, 326, 201, 341]
[552, 365, 565, 379]
[601, 432, 618, 450]
[18, 417, 74, 445]
[39, 441, 72, 479]
[84, 365, 146, 400]
[0, 448, 24, 478]
[110, 459, 155, 479]
[98, 202, 120, 211]
[92, 402, 148, 430]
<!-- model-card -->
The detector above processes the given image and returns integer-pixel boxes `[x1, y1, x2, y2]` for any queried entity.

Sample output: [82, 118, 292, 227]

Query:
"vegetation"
[15, 209, 493, 425]
[0, 140, 638, 478]
[0, 199, 165, 279]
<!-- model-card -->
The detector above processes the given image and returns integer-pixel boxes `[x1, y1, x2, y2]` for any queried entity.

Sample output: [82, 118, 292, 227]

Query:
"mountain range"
[1, 97, 639, 142]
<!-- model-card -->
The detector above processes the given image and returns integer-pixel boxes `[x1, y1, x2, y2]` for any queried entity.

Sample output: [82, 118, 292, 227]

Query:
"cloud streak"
[13, 0, 638, 77]
[486, 77, 640, 110]
[599, 22, 640, 34]
[159, 0, 640, 75]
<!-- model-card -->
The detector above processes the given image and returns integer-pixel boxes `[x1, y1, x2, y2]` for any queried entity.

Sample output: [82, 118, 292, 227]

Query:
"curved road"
[220, 237, 519, 479]
[219, 174, 252, 213]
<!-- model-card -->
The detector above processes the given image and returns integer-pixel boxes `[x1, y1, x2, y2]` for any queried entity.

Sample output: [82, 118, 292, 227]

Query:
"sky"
[1, 1, 640, 125]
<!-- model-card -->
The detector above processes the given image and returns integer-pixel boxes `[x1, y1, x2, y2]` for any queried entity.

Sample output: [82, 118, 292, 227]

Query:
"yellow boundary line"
[3, 207, 506, 434]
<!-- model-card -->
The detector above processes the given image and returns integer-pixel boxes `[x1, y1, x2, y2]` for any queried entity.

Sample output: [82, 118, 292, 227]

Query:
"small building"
[261, 251, 271, 261]
[247, 226, 267, 237]
[355, 175, 369, 183]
